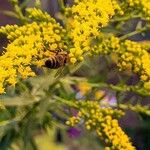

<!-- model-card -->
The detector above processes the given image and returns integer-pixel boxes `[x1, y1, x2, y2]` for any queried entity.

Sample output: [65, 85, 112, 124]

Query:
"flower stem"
[120, 26, 149, 40]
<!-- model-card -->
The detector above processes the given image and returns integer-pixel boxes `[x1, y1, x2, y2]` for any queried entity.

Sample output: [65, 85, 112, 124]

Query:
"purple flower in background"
[100, 90, 117, 107]
[67, 127, 81, 138]
[107, 95, 117, 106]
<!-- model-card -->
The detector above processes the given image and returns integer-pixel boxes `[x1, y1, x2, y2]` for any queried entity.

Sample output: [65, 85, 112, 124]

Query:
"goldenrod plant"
[0, 0, 150, 149]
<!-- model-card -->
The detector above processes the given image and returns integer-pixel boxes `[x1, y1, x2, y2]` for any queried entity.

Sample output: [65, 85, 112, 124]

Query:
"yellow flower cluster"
[99, 117, 135, 150]
[65, 0, 115, 63]
[140, 41, 150, 51]
[26, 8, 56, 23]
[112, 0, 124, 15]
[91, 35, 120, 55]
[93, 35, 150, 90]
[114, 0, 150, 21]
[0, 9, 67, 94]
[139, 41, 150, 90]
[127, 0, 150, 20]
[66, 100, 135, 150]
[117, 40, 144, 72]
[117, 40, 150, 90]
[0, 24, 18, 35]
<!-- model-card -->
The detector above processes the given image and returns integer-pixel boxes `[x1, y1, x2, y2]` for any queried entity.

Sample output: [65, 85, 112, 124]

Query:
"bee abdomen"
[45, 51, 69, 69]
[45, 57, 58, 69]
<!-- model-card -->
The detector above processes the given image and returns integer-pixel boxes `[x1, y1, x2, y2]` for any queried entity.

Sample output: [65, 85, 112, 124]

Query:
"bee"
[45, 49, 69, 69]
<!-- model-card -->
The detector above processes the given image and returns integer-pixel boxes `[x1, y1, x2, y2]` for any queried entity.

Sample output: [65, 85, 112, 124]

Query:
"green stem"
[90, 82, 150, 96]
[14, 5, 27, 23]
[120, 26, 149, 40]
[119, 104, 150, 116]
[57, 0, 65, 12]
[59, 76, 150, 96]
[10, 0, 27, 24]
[20, 0, 31, 9]
[53, 95, 78, 107]
[111, 14, 141, 22]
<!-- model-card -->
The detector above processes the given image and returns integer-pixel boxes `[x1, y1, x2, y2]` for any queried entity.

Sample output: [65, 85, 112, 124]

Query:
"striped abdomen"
[45, 54, 68, 69]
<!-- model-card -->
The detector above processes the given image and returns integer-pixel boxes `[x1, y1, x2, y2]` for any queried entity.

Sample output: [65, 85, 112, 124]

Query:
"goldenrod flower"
[65, 0, 115, 63]
[0, 9, 67, 94]
[66, 100, 135, 150]
[93, 35, 150, 90]
[113, 0, 150, 21]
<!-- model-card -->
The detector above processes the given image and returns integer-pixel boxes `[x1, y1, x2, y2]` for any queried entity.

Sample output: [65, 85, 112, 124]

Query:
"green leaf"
[1, 10, 18, 18]
[0, 95, 40, 106]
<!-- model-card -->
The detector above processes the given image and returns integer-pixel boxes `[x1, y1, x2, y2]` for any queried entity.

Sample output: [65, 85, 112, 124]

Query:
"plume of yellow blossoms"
[112, 0, 150, 21]
[66, 100, 135, 150]
[93, 35, 150, 90]
[115, 39, 150, 90]
[125, 0, 150, 20]
[0, 9, 67, 94]
[65, 0, 115, 63]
